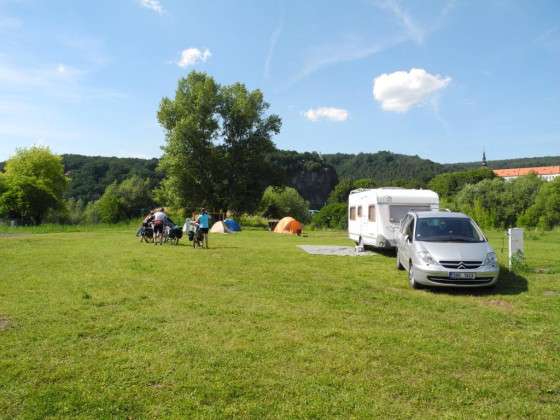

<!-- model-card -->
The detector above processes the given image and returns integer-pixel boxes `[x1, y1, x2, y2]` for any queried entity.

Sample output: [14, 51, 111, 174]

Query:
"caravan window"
[357, 206, 362, 218]
[389, 205, 431, 224]
[349, 206, 356, 220]
[368, 205, 376, 222]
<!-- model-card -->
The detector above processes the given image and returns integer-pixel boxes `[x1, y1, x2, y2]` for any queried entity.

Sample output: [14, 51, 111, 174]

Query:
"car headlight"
[418, 250, 436, 265]
[483, 252, 497, 266]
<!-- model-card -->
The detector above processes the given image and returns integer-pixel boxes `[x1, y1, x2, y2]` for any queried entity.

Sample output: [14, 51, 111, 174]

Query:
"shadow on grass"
[427, 265, 528, 296]
[368, 247, 397, 258]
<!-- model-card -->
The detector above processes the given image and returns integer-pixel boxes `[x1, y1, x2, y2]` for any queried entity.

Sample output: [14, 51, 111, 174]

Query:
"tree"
[260, 186, 309, 222]
[519, 177, 560, 230]
[455, 174, 543, 228]
[218, 83, 281, 212]
[157, 72, 222, 210]
[0, 147, 67, 224]
[428, 167, 495, 198]
[157, 71, 281, 213]
[327, 178, 377, 204]
[312, 203, 348, 229]
[91, 176, 155, 223]
[115, 176, 155, 219]
[95, 183, 124, 223]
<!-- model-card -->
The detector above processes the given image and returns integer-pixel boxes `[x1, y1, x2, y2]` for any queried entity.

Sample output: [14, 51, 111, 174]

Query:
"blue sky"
[1, 0, 559, 163]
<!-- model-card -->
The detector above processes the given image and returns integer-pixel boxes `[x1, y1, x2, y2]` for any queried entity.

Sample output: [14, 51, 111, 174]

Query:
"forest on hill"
[323, 151, 560, 181]
[60, 151, 337, 209]
[323, 151, 445, 184]
[4, 150, 559, 211]
[445, 155, 560, 171]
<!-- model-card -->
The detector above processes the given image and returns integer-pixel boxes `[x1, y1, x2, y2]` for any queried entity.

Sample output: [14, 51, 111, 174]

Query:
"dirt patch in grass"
[0, 316, 11, 331]
[481, 299, 513, 311]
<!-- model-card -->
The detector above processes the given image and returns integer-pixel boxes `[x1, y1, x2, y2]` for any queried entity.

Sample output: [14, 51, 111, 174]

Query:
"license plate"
[449, 272, 476, 280]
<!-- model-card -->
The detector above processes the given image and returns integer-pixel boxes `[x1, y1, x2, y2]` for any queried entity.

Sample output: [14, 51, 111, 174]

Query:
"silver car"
[396, 211, 499, 288]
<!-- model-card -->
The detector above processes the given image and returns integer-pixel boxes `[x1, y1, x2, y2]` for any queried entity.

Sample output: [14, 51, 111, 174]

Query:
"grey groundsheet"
[298, 245, 377, 256]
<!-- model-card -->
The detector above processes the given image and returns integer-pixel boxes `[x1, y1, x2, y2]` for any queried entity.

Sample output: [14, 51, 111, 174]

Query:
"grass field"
[1, 227, 560, 418]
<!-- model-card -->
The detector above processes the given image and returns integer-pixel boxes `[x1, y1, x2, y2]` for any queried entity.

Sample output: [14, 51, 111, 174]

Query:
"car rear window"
[415, 217, 485, 243]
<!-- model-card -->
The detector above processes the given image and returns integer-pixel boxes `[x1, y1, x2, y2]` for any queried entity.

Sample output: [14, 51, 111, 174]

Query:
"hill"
[323, 151, 445, 184]
[62, 154, 162, 202]
[4, 151, 559, 209]
[60, 152, 337, 209]
[445, 155, 560, 171]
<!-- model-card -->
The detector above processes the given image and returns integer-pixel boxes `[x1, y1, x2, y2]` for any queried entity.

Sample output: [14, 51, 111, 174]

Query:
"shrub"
[312, 203, 347, 229]
[519, 177, 560, 230]
[238, 213, 269, 229]
[260, 186, 310, 222]
[455, 174, 544, 229]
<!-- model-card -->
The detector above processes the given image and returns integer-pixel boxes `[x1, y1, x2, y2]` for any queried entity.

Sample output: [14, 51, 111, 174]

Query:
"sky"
[0, 0, 559, 163]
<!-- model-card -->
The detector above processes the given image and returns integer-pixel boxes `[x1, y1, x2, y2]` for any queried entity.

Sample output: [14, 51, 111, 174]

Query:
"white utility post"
[508, 228, 524, 270]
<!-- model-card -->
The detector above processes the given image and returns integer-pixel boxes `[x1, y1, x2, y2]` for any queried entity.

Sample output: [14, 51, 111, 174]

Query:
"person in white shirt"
[152, 208, 167, 245]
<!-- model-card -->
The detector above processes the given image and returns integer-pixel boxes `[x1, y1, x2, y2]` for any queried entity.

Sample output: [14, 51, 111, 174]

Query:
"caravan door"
[360, 199, 368, 236]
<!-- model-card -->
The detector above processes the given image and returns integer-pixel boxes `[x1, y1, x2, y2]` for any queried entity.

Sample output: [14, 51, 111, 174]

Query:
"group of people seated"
[137, 207, 210, 247]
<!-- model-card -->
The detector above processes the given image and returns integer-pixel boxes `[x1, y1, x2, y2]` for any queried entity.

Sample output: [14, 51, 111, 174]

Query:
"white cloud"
[372, 68, 451, 113]
[303, 107, 349, 122]
[177, 48, 211, 68]
[139, 0, 164, 14]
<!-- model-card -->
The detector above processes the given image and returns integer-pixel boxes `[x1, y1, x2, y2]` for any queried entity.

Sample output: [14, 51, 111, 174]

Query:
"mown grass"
[0, 221, 139, 235]
[1, 228, 559, 418]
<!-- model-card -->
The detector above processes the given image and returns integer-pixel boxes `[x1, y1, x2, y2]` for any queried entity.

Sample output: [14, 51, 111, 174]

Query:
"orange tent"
[273, 217, 303, 235]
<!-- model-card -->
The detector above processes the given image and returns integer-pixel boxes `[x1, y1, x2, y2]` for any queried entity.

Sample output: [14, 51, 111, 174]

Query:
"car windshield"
[415, 217, 485, 243]
[389, 205, 431, 224]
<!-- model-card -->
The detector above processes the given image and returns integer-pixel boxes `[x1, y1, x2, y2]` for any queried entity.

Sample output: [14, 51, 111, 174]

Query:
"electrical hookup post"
[508, 228, 524, 270]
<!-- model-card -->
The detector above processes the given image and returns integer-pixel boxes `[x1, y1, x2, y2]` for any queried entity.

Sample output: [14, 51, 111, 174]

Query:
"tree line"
[2, 70, 559, 229]
[310, 167, 560, 231]
[3, 148, 559, 230]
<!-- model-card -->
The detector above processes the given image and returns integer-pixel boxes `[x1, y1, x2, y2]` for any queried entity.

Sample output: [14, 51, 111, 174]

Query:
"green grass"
[0, 221, 139, 235]
[1, 228, 559, 418]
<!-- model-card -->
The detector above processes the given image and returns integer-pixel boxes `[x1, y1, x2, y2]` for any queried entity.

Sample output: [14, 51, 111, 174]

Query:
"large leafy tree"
[0, 146, 67, 224]
[157, 71, 281, 213]
[519, 177, 560, 230]
[219, 83, 280, 212]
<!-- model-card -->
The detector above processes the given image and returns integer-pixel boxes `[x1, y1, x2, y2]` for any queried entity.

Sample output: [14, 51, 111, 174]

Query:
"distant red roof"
[493, 166, 560, 177]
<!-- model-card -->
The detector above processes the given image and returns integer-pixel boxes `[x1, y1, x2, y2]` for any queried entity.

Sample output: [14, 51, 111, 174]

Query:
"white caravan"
[348, 188, 439, 249]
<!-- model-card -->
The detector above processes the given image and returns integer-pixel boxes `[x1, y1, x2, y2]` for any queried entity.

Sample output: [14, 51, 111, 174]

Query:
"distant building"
[493, 166, 560, 181]
[481, 151, 487, 167]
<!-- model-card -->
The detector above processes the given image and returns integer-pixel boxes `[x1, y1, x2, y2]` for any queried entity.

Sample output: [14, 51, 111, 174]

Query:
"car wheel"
[396, 250, 404, 271]
[408, 263, 422, 289]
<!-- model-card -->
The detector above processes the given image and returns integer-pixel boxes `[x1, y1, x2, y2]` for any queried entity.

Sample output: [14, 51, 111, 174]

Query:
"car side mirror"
[404, 234, 410, 243]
